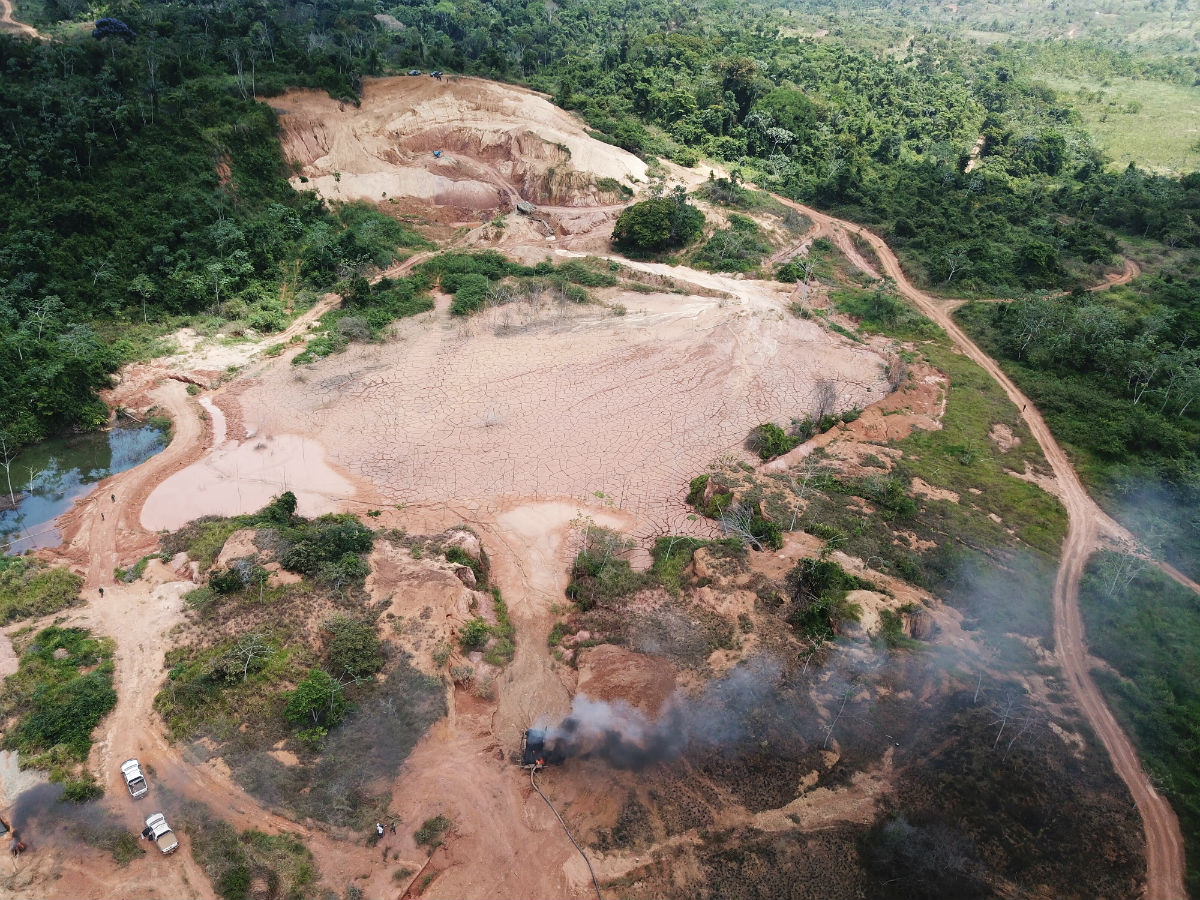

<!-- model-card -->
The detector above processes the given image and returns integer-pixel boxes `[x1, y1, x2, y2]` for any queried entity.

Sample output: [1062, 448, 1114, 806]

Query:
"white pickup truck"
[121, 758, 148, 798]
[143, 813, 178, 854]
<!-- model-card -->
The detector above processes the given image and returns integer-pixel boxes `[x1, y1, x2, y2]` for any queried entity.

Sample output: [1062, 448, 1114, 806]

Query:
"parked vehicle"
[142, 813, 178, 854]
[407, 69, 422, 76]
[121, 758, 148, 798]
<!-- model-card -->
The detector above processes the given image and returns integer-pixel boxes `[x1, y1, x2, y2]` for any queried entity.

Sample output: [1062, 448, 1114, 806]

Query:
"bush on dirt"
[450, 272, 491, 315]
[457, 617, 491, 651]
[181, 801, 317, 900]
[0, 626, 117, 770]
[611, 193, 705, 255]
[693, 213, 771, 273]
[785, 558, 872, 642]
[748, 422, 800, 460]
[566, 526, 647, 610]
[325, 615, 383, 679]
[649, 536, 745, 594]
[686, 473, 734, 519]
[0, 557, 83, 624]
[414, 815, 451, 850]
[209, 557, 269, 595]
[283, 668, 347, 730]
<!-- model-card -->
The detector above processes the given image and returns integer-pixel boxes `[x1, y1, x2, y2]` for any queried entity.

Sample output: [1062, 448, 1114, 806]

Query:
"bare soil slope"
[278, 77, 648, 219]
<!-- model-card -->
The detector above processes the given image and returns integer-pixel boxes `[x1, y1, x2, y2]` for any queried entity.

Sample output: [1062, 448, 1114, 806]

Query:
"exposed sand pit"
[238, 287, 886, 539]
[278, 77, 648, 215]
[141, 432, 354, 531]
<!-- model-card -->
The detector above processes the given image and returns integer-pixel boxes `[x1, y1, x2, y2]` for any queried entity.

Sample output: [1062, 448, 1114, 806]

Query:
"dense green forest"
[0, 0, 415, 445]
[3, 0, 1198, 450]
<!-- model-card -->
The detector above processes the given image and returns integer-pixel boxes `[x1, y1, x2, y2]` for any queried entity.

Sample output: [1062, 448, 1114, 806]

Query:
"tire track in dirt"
[769, 194, 1187, 900]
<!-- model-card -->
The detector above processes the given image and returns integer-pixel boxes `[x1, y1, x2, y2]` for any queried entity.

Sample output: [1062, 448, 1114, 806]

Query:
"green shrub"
[785, 557, 873, 643]
[114, 556, 151, 584]
[62, 776, 105, 803]
[414, 815, 451, 850]
[693, 213, 771, 273]
[458, 617, 491, 651]
[686, 473, 734, 519]
[444, 545, 485, 585]
[2, 627, 117, 764]
[0, 558, 83, 624]
[450, 273, 491, 316]
[280, 515, 374, 588]
[611, 193, 705, 254]
[325, 616, 383, 679]
[565, 527, 646, 610]
[209, 559, 268, 595]
[483, 588, 516, 666]
[283, 668, 346, 729]
[748, 422, 800, 460]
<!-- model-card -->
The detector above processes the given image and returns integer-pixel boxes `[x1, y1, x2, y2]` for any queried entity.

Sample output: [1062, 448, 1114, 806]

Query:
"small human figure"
[98, 587, 104, 598]
[390, 822, 397, 835]
[375, 822, 384, 838]
[1022, 404, 1027, 412]
[111, 493, 115, 503]
[101, 512, 105, 521]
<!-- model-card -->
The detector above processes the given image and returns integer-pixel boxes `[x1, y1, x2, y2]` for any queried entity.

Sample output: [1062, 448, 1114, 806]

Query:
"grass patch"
[0, 557, 83, 623]
[831, 282, 938, 340]
[292, 275, 434, 365]
[649, 536, 746, 594]
[114, 555, 152, 583]
[414, 814, 451, 850]
[0, 626, 116, 777]
[181, 800, 318, 900]
[1032, 72, 1200, 174]
[956, 286, 1200, 580]
[74, 820, 147, 866]
[415, 251, 609, 317]
[483, 588, 516, 666]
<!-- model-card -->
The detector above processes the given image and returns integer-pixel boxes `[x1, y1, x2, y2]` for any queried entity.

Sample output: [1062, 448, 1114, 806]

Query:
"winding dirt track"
[770, 197, 1186, 900]
[0, 0, 39, 37]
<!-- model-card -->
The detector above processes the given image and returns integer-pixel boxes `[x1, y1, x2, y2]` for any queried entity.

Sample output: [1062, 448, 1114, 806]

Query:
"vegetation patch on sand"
[0, 557, 83, 624]
[155, 494, 445, 828]
[0, 626, 116, 793]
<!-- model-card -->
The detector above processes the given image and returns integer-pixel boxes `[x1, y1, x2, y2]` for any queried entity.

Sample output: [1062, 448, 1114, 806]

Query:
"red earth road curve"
[770, 194, 1187, 900]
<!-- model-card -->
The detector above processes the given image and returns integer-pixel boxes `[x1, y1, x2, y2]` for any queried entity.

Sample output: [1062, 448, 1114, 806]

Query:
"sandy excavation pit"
[240, 289, 887, 537]
[278, 76, 649, 216]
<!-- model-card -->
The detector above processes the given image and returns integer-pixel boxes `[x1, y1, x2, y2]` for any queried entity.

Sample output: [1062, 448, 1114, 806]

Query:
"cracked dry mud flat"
[242, 290, 886, 537]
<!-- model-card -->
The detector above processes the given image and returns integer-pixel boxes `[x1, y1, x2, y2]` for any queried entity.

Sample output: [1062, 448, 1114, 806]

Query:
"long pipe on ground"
[530, 767, 602, 900]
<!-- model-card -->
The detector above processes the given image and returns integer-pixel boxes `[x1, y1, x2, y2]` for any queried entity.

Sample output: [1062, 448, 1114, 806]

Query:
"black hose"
[531, 767, 602, 900]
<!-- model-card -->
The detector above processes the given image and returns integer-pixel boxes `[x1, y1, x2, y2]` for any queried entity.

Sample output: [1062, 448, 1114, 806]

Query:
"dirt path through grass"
[0, 0, 40, 38]
[768, 193, 1187, 900]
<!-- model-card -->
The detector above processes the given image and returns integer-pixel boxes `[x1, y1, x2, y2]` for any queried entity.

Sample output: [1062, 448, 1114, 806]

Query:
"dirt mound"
[278, 77, 647, 217]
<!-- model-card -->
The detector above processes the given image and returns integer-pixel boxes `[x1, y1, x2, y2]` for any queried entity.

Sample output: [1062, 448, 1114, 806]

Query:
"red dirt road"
[772, 196, 1186, 900]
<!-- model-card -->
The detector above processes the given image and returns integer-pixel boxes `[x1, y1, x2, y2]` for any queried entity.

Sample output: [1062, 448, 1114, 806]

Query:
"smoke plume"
[538, 656, 782, 767]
